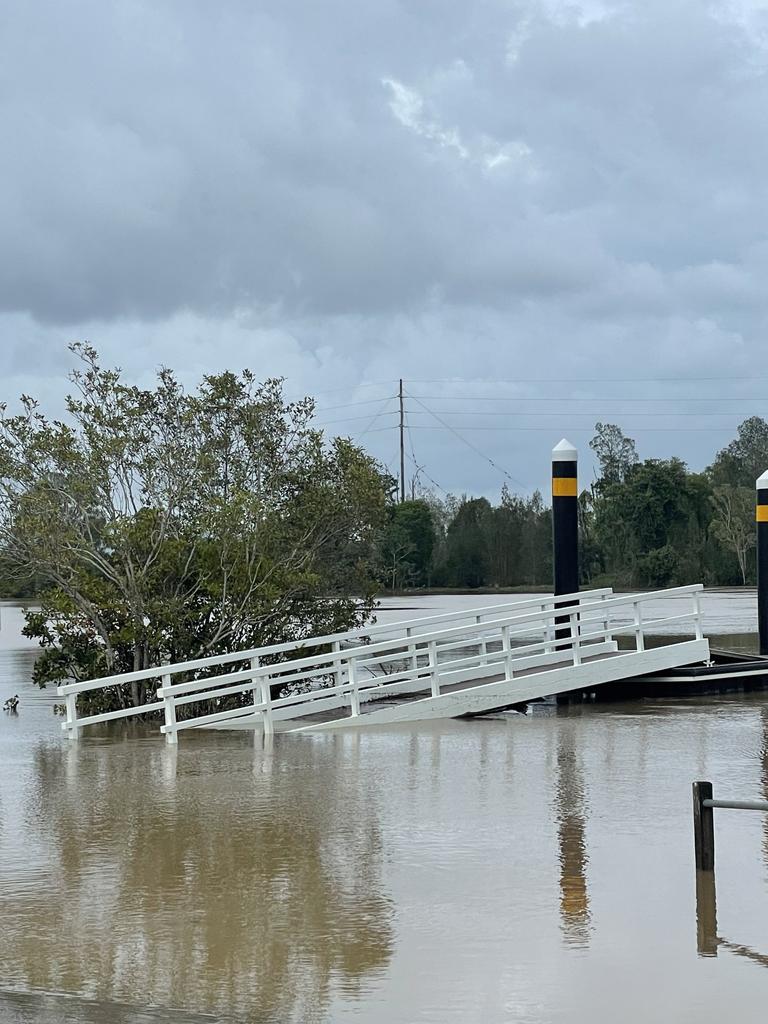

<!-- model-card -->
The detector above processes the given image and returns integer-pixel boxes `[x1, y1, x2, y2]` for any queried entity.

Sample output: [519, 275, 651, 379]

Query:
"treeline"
[377, 489, 551, 590]
[375, 417, 768, 590]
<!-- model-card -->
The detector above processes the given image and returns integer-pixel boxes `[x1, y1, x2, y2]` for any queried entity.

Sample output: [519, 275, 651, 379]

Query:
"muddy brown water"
[2, 592, 768, 1023]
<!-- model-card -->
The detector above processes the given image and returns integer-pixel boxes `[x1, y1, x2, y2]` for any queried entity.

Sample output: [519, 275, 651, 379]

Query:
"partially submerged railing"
[57, 587, 611, 738]
[57, 584, 704, 742]
[692, 780, 768, 960]
[692, 780, 768, 872]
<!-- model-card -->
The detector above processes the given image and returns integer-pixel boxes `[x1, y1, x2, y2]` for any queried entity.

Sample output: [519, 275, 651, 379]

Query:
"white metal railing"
[56, 584, 705, 742]
[57, 587, 610, 737]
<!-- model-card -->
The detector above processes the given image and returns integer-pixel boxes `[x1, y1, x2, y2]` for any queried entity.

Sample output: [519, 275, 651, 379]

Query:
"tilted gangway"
[57, 585, 709, 742]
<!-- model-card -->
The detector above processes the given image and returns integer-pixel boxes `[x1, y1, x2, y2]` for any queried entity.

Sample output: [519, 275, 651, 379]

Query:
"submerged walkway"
[57, 586, 709, 742]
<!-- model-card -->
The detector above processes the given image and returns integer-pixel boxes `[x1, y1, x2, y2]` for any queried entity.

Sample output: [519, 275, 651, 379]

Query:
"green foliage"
[382, 417, 767, 594]
[427, 487, 551, 589]
[0, 345, 387, 711]
[709, 485, 755, 584]
[376, 500, 435, 589]
[589, 422, 638, 486]
[710, 416, 768, 488]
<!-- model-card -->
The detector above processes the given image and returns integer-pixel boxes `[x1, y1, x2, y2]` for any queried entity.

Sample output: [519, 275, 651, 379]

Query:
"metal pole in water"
[692, 780, 715, 872]
[552, 439, 579, 641]
[757, 470, 768, 655]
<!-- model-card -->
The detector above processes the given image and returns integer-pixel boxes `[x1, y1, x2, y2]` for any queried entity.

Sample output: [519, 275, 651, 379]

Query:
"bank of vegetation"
[0, 346, 764, 706]
[383, 419, 766, 592]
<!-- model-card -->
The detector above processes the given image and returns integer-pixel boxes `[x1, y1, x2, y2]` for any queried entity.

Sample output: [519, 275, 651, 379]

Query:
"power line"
[312, 412, 399, 427]
[284, 379, 394, 399]
[406, 391, 527, 489]
[406, 394, 768, 404]
[403, 410, 762, 419]
[405, 448, 447, 495]
[407, 375, 768, 384]
[314, 396, 396, 414]
[406, 425, 743, 433]
[358, 397, 399, 437]
[403, 406, 447, 496]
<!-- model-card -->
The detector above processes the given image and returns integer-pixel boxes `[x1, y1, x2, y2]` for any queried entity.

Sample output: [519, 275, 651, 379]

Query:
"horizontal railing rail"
[704, 799, 768, 812]
[153, 584, 702, 741]
[59, 584, 705, 741]
[58, 586, 614, 697]
[57, 586, 612, 728]
[692, 780, 768, 959]
[693, 780, 768, 872]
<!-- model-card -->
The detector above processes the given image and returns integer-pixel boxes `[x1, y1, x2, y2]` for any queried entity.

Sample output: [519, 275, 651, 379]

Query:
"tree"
[710, 416, 768, 488]
[710, 486, 755, 584]
[442, 497, 491, 588]
[589, 423, 638, 486]
[591, 458, 710, 587]
[0, 345, 387, 710]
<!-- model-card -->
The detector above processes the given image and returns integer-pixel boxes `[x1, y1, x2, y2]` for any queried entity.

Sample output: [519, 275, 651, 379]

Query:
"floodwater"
[2, 592, 768, 1022]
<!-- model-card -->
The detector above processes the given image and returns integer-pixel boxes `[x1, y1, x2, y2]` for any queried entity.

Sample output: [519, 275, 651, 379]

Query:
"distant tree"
[589, 423, 638, 486]
[376, 500, 435, 589]
[710, 486, 755, 585]
[444, 497, 492, 588]
[710, 416, 768, 488]
[377, 519, 416, 590]
[635, 544, 680, 588]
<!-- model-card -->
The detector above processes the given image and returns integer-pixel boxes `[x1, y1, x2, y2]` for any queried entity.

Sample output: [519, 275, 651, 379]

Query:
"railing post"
[570, 612, 581, 666]
[406, 628, 418, 677]
[693, 591, 704, 641]
[476, 615, 488, 665]
[600, 592, 610, 643]
[64, 692, 79, 740]
[633, 601, 645, 652]
[250, 656, 261, 715]
[693, 781, 715, 872]
[162, 673, 177, 745]
[501, 625, 513, 679]
[260, 675, 274, 734]
[348, 658, 361, 716]
[331, 641, 344, 690]
[428, 641, 440, 697]
[542, 604, 553, 655]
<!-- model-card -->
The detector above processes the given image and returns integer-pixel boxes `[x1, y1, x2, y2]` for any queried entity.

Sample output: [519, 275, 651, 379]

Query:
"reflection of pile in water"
[555, 730, 591, 948]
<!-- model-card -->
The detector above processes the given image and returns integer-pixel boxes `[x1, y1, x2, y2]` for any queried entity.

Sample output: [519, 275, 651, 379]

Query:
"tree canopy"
[0, 345, 387, 708]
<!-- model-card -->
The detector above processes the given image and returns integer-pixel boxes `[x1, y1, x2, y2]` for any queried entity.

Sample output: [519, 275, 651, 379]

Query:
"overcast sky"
[3, 0, 768, 497]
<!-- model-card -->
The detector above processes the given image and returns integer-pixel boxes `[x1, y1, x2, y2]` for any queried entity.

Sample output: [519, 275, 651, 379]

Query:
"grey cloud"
[3, 1, 768, 492]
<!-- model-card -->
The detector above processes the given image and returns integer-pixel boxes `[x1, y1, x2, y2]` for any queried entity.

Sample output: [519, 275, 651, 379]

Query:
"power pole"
[399, 378, 405, 504]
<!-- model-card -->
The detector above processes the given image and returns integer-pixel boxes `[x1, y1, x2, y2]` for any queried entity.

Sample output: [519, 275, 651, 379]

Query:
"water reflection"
[0, 735, 394, 1022]
[554, 720, 591, 947]
[695, 867, 768, 970]
[695, 870, 718, 957]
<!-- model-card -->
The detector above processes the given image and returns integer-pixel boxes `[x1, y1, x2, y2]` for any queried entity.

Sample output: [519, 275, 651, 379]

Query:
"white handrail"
[153, 585, 703, 738]
[58, 586, 614, 696]
[59, 584, 705, 739]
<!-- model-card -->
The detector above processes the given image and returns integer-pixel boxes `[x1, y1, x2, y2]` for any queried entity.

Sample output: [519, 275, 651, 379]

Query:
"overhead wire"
[358, 396, 399, 437]
[406, 390, 527, 489]
[403, 405, 447, 496]
[403, 410, 763, 418]
[407, 375, 768, 384]
[406, 425, 742, 433]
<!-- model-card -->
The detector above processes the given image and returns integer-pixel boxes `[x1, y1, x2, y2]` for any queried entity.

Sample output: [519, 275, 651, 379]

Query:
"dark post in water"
[552, 439, 579, 598]
[692, 780, 715, 872]
[552, 439, 579, 644]
[758, 470, 768, 656]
